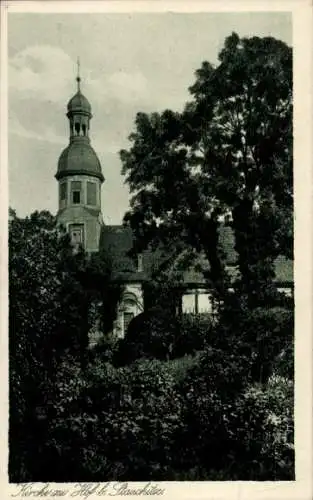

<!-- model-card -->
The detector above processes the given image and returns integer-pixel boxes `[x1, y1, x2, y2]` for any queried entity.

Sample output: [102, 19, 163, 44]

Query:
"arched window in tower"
[75, 122, 80, 135]
[82, 123, 86, 136]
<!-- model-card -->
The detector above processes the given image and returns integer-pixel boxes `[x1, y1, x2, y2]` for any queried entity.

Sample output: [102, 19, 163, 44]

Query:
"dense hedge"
[32, 352, 294, 481]
[175, 348, 294, 480]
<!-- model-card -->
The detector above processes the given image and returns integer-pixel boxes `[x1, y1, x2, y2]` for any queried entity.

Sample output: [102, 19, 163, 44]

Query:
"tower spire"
[76, 56, 81, 92]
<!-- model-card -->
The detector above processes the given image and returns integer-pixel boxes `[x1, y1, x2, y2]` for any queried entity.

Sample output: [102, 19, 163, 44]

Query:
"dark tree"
[8, 209, 119, 481]
[120, 33, 292, 309]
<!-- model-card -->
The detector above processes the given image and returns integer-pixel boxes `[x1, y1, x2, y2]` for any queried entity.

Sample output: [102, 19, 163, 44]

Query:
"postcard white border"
[1, 1, 312, 499]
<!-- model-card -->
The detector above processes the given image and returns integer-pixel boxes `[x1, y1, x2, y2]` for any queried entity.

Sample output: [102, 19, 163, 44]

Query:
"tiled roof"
[99, 225, 146, 281]
[99, 224, 293, 286]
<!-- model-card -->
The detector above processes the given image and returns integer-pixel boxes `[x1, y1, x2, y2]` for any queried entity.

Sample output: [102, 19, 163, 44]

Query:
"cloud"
[9, 113, 65, 144]
[9, 44, 149, 108]
[82, 69, 149, 107]
[9, 45, 74, 103]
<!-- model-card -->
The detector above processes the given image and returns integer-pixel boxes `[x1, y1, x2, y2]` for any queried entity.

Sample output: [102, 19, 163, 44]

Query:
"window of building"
[87, 181, 97, 205]
[59, 182, 67, 202]
[182, 292, 196, 313]
[73, 191, 80, 204]
[69, 223, 84, 250]
[71, 181, 82, 204]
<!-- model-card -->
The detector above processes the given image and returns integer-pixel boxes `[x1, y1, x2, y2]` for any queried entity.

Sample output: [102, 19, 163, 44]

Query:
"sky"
[8, 11, 292, 224]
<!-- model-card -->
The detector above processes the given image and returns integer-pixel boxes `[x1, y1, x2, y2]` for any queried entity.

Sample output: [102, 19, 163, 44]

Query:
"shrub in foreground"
[175, 347, 294, 480]
[116, 309, 214, 365]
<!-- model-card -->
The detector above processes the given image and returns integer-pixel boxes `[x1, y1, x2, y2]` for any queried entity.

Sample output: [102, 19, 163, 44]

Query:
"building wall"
[57, 180, 102, 253]
[113, 283, 144, 338]
[182, 286, 293, 314]
[58, 174, 102, 209]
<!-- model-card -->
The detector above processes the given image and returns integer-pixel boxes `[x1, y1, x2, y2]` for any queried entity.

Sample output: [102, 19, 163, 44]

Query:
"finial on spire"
[76, 56, 81, 91]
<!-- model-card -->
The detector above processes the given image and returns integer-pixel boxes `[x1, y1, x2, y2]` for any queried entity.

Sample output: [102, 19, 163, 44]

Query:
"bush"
[175, 345, 294, 480]
[163, 351, 204, 383]
[16, 343, 294, 481]
[172, 313, 213, 358]
[172, 345, 252, 475]
[272, 340, 294, 380]
[215, 306, 294, 383]
[116, 309, 214, 365]
[90, 335, 121, 364]
[232, 375, 294, 480]
[115, 306, 178, 365]
[76, 359, 184, 480]
[238, 307, 294, 383]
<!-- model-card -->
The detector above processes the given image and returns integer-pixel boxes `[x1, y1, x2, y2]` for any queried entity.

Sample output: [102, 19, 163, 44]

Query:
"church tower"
[55, 60, 104, 253]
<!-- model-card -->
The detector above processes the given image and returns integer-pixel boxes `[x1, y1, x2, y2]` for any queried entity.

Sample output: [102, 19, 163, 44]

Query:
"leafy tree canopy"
[120, 33, 292, 307]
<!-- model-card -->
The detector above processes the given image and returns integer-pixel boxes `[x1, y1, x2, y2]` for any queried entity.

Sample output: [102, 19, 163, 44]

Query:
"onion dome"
[56, 141, 104, 182]
[66, 57, 92, 116]
[67, 91, 92, 116]
[56, 57, 104, 182]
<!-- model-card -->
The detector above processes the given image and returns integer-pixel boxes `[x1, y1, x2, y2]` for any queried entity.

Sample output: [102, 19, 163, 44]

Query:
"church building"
[55, 70, 293, 339]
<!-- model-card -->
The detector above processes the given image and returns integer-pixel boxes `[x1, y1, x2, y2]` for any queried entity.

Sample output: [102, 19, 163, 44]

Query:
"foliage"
[115, 306, 178, 364]
[9, 32, 294, 483]
[233, 375, 294, 480]
[175, 349, 294, 480]
[272, 341, 294, 380]
[90, 334, 121, 364]
[116, 309, 214, 365]
[215, 305, 294, 384]
[120, 33, 292, 308]
[238, 306, 293, 383]
[117, 300, 293, 384]
[40, 359, 184, 481]
[162, 351, 204, 383]
[8, 209, 118, 481]
[9, 210, 88, 480]
[84, 251, 123, 336]
[188, 33, 293, 307]
[142, 246, 195, 313]
[174, 313, 213, 357]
